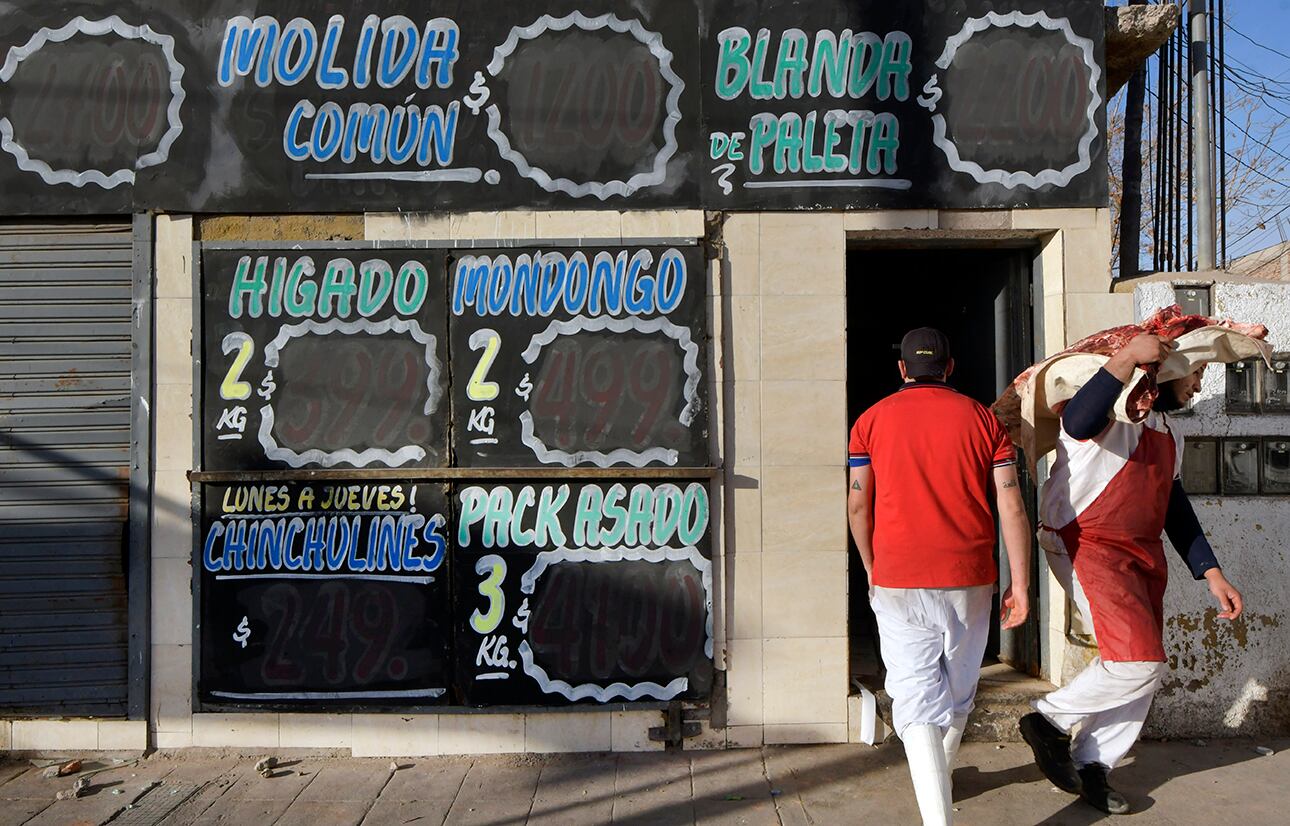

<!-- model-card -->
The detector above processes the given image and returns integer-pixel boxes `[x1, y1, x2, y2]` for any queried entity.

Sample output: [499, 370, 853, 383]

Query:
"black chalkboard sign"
[699, 0, 1106, 209]
[201, 247, 449, 471]
[451, 480, 713, 705]
[0, 1, 1106, 216]
[196, 481, 452, 709]
[448, 245, 709, 468]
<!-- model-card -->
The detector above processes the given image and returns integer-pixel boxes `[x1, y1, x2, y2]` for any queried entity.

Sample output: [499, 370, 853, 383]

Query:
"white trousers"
[1038, 550, 1168, 769]
[870, 585, 994, 737]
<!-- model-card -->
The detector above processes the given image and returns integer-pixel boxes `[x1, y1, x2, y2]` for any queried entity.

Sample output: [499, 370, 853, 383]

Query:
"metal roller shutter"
[0, 222, 134, 716]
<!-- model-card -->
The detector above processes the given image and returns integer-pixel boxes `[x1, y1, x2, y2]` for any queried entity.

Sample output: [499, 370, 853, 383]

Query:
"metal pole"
[1191, 0, 1217, 270]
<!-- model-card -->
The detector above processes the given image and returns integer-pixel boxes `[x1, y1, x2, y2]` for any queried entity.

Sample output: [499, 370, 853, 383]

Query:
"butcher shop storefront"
[1, 0, 1123, 755]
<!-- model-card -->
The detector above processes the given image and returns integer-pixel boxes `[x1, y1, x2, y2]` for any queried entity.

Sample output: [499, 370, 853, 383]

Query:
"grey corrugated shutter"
[0, 222, 134, 717]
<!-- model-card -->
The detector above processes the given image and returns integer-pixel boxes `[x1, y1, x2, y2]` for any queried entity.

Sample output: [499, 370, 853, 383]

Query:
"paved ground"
[2, 738, 1286, 825]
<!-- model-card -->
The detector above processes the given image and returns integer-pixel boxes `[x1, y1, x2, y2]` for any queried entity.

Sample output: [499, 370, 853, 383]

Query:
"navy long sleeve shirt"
[1060, 368, 1220, 579]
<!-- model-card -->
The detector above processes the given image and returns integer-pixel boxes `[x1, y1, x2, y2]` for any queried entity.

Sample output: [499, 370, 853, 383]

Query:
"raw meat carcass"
[993, 304, 1270, 468]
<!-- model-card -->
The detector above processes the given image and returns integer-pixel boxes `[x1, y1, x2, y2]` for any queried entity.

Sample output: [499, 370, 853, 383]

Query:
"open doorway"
[845, 244, 1040, 687]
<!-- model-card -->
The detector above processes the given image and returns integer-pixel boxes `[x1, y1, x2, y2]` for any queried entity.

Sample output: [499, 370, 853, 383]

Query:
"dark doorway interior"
[845, 245, 1039, 685]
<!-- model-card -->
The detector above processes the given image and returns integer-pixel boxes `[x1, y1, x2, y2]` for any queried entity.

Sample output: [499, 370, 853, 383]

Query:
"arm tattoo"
[850, 480, 862, 491]
[1001, 480, 1018, 489]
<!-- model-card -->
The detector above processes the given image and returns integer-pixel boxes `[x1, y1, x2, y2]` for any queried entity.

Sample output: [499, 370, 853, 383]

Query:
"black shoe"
[1019, 712, 1082, 794]
[1077, 763, 1131, 815]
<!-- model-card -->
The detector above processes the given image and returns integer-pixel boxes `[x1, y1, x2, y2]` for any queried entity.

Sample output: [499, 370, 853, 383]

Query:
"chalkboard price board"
[197, 481, 452, 708]
[448, 246, 710, 468]
[453, 481, 714, 706]
[201, 248, 449, 471]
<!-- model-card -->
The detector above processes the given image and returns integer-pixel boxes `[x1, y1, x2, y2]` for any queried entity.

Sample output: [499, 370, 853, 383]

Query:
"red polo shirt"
[848, 381, 1015, 588]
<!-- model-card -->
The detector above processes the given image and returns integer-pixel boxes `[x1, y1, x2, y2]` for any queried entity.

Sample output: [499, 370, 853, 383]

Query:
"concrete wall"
[1135, 281, 1290, 737]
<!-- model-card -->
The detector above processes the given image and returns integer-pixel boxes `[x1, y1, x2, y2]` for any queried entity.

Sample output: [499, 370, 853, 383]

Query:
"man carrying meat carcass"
[995, 307, 1268, 815]
[849, 328, 1033, 825]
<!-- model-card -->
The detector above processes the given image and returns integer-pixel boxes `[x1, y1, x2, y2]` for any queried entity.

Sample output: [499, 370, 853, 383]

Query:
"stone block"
[760, 295, 845, 381]
[1062, 227, 1114, 293]
[761, 467, 847, 553]
[10, 719, 98, 751]
[365, 212, 450, 241]
[150, 644, 192, 733]
[154, 383, 194, 472]
[151, 557, 192, 646]
[758, 213, 845, 295]
[98, 720, 148, 751]
[439, 713, 525, 754]
[724, 296, 761, 381]
[763, 723, 848, 744]
[156, 215, 194, 299]
[727, 550, 763, 641]
[760, 381, 846, 466]
[620, 209, 705, 239]
[761, 552, 847, 638]
[726, 725, 764, 748]
[279, 714, 353, 749]
[155, 298, 194, 385]
[153, 471, 194, 559]
[725, 638, 764, 726]
[611, 710, 665, 752]
[721, 213, 760, 295]
[1066, 293, 1134, 343]
[762, 637, 848, 725]
[0, 721, 9, 750]
[154, 731, 193, 749]
[727, 476, 762, 555]
[534, 210, 621, 241]
[192, 713, 280, 748]
[843, 210, 937, 231]
[1011, 208, 1099, 230]
[937, 210, 1012, 230]
[351, 714, 438, 757]
[724, 380, 761, 467]
[525, 712, 611, 753]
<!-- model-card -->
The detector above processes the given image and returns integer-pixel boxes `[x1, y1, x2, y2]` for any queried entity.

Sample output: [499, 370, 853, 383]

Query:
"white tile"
[724, 381, 762, 467]
[525, 712, 611, 753]
[763, 723, 848, 744]
[191, 713, 279, 748]
[937, 210, 1012, 230]
[98, 720, 148, 751]
[685, 719, 727, 750]
[760, 296, 846, 381]
[721, 213, 760, 295]
[0, 721, 9, 750]
[1063, 227, 1114, 293]
[156, 215, 194, 299]
[727, 476, 762, 555]
[155, 298, 194, 386]
[843, 210, 937, 231]
[351, 714, 439, 757]
[279, 714, 353, 749]
[534, 210, 621, 241]
[759, 213, 845, 296]
[1066, 294, 1134, 344]
[1011, 207, 1098, 230]
[365, 212, 451, 241]
[439, 713, 525, 754]
[762, 637, 848, 725]
[726, 725, 763, 748]
[726, 638, 763, 726]
[153, 471, 194, 559]
[727, 550, 763, 641]
[155, 383, 194, 472]
[761, 467, 848, 553]
[154, 730, 194, 749]
[761, 552, 847, 638]
[497, 210, 538, 238]
[11, 719, 99, 751]
[611, 710, 665, 752]
[725, 296, 761, 381]
[151, 557, 193, 646]
[760, 381, 846, 466]
[151, 644, 191, 733]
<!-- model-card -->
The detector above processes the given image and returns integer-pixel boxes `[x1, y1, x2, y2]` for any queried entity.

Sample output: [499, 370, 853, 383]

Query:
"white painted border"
[517, 544, 714, 702]
[484, 12, 684, 200]
[0, 15, 186, 189]
[258, 317, 443, 468]
[518, 315, 701, 468]
[930, 11, 1101, 190]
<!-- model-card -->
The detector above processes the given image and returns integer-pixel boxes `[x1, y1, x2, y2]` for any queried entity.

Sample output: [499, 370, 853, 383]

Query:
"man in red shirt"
[848, 328, 1032, 826]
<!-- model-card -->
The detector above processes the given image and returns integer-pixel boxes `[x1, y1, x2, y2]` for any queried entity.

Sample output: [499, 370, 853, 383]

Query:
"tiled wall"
[8, 207, 1115, 754]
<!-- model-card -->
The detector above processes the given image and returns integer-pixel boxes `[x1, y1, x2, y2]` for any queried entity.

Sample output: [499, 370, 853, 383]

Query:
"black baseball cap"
[900, 327, 951, 378]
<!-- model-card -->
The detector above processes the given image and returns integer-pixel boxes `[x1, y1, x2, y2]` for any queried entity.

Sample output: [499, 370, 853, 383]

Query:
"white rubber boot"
[903, 723, 954, 826]
[942, 714, 969, 769]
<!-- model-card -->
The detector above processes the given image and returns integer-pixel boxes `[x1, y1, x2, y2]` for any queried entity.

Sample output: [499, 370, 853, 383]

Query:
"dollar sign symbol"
[463, 71, 491, 115]
[233, 616, 251, 649]
[257, 370, 276, 401]
[515, 373, 533, 401]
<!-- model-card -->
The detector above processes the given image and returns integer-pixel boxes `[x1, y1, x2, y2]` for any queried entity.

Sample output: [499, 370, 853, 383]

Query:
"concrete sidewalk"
[2, 738, 1286, 825]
